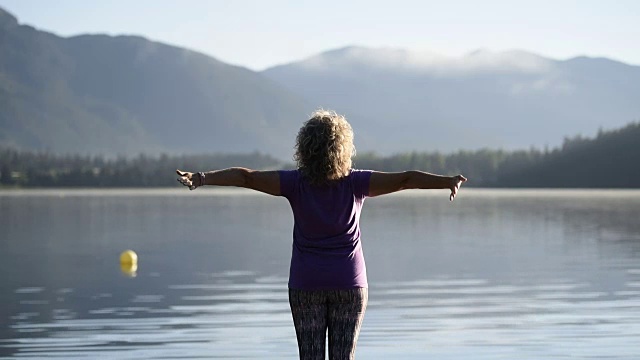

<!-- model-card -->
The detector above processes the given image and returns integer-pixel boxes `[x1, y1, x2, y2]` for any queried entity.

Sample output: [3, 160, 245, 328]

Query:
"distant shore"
[2, 121, 640, 188]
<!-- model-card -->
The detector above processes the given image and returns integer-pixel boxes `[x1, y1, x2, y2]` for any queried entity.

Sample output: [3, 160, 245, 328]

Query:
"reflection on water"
[1, 188, 640, 359]
[6, 274, 295, 359]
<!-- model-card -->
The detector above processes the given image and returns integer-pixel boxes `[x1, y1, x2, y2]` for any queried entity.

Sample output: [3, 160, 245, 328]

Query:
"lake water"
[1, 188, 640, 359]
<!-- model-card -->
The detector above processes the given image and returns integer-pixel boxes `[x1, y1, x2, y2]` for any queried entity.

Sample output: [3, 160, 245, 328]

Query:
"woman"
[177, 109, 467, 360]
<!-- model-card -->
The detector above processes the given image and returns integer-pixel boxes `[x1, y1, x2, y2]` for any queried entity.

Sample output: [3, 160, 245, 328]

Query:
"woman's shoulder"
[349, 169, 373, 177]
[279, 169, 300, 183]
[348, 169, 373, 198]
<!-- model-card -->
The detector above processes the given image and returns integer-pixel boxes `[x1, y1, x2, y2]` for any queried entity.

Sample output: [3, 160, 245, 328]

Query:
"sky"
[1, 0, 639, 71]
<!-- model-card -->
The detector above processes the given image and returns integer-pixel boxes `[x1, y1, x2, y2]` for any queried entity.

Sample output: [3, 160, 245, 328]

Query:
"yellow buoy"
[120, 250, 138, 277]
[120, 250, 138, 265]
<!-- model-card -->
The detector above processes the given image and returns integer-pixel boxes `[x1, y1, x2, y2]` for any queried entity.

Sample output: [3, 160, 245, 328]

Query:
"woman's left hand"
[449, 174, 467, 201]
[176, 169, 201, 190]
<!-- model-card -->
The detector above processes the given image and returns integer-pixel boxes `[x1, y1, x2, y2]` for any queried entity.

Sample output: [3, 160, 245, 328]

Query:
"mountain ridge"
[0, 6, 310, 158]
[263, 46, 640, 154]
[1, 5, 639, 158]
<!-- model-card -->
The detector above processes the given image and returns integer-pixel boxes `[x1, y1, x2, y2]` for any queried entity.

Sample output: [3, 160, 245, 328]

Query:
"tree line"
[0, 151, 286, 188]
[1, 122, 639, 188]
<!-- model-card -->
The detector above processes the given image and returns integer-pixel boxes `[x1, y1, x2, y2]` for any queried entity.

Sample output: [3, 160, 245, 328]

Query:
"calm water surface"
[1, 188, 640, 359]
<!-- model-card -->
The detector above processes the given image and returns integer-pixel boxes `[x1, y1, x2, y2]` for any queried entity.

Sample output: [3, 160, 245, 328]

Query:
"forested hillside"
[496, 122, 640, 187]
[0, 6, 309, 158]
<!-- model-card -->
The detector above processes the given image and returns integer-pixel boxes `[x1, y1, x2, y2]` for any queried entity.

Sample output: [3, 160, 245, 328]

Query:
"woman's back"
[280, 169, 372, 290]
[281, 169, 370, 239]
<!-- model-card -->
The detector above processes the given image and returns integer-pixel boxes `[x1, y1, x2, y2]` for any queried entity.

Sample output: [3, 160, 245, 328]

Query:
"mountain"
[263, 46, 640, 153]
[3, 5, 639, 159]
[0, 7, 310, 158]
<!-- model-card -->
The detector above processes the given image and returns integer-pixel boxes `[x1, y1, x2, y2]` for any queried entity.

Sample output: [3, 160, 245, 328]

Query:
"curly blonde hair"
[294, 110, 355, 185]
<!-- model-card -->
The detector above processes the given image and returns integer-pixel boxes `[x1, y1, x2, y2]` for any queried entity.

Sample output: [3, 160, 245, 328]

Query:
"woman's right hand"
[449, 174, 467, 201]
[176, 169, 201, 190]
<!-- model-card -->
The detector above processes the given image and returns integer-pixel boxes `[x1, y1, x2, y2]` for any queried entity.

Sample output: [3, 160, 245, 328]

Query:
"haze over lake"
[1, 188, 640, 359]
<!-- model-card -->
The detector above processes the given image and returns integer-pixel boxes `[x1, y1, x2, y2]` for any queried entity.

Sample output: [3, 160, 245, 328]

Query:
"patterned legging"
[289, 288, 368, 360]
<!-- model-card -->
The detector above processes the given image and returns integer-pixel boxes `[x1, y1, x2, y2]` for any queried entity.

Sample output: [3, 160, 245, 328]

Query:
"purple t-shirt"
[279, 169, 372, 290]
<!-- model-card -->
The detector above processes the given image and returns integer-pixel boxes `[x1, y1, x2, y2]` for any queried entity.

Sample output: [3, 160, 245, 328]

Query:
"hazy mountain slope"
[0, 7, 310, 158]
[62, 34, 311, 156]
[0, 7, 153, 154]
[263, 46, 640, 153]
[3, 4, 639, 158]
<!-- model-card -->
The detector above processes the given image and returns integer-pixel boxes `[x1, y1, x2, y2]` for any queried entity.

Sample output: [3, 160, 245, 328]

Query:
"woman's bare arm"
[176, 168, 280, 196]
[369, 171, 467, 200]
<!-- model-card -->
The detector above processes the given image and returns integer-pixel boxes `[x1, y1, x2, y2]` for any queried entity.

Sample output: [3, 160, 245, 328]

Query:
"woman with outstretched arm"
[177, 110, 467, 360]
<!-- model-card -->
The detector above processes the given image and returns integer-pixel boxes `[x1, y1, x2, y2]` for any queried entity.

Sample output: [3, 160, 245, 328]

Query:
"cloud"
[299, 46, 556, 76]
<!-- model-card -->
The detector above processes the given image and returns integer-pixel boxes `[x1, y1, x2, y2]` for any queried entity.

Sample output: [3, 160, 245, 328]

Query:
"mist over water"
[1, 189, 639, 359]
